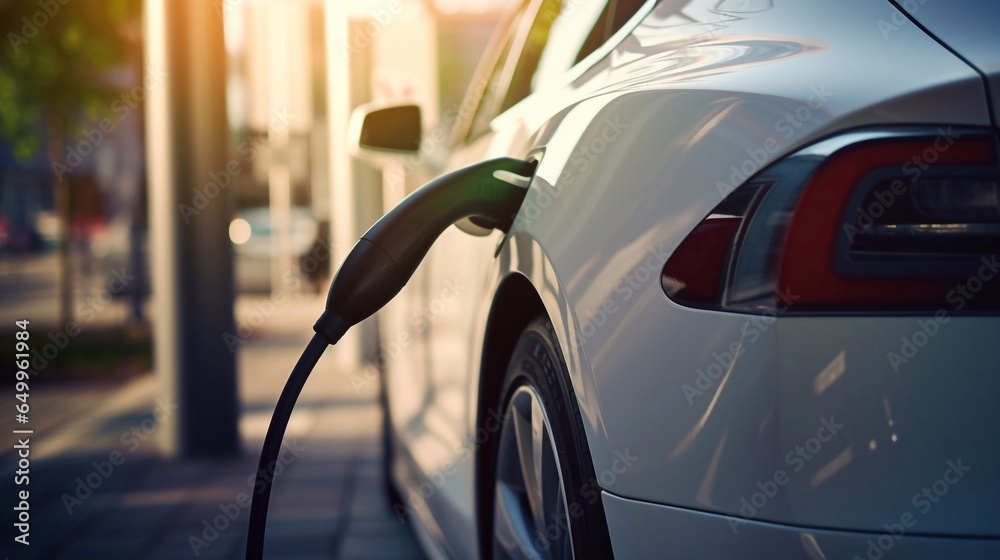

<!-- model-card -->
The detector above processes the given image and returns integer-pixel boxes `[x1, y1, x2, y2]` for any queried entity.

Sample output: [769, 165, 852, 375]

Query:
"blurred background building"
[227, 0, 504, 295]
[0, 1, 510, 557]
[1, 0, 509, 373]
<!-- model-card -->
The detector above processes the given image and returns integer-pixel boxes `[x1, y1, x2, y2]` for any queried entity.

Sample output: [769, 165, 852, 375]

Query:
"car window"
[502, 0, 649, 113]
[532, 0, 611, 92]
[573, 2, 615, 67]
[462, 0, 649, 143]
[609, 0, 649, 37]
[467, 33, 516, 142]
[571, 0, 648, 67]
[502, 0, 612, 113]
[461, 4, 530, 143]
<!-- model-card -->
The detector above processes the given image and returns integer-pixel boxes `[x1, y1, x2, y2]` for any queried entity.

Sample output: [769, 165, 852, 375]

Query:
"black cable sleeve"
[246, 333, 329, 559]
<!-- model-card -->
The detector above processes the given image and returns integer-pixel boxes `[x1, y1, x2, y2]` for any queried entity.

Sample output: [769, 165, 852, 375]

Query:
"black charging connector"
[245, 156, 535, 559]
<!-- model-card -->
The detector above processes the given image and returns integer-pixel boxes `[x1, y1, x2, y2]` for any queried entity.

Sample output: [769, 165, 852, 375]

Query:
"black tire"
[487, 317, 614, 559]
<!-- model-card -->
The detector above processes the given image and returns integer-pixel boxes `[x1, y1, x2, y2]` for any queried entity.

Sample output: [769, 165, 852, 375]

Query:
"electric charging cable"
[245, 156, 535, 560]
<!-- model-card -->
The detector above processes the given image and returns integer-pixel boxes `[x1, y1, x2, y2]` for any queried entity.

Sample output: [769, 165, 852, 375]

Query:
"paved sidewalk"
[2, 295, 425, 559]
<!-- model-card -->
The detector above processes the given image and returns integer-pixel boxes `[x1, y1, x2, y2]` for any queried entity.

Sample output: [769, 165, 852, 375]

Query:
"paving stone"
[20, 296, 426, 559]
[339, 533, 430, 560]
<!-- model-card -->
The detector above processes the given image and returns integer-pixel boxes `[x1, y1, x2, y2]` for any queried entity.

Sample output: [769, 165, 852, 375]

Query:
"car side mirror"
[348, 102, 422, 162]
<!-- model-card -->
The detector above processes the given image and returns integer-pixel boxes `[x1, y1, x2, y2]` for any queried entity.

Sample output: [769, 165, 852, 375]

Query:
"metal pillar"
[145, 0, 240, 458]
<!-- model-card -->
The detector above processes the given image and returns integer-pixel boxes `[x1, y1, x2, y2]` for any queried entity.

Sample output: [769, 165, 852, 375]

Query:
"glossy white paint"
[381, 0, 1000, 557]
[602, 492, 1000, 559]
[895, 0, 1000, 119]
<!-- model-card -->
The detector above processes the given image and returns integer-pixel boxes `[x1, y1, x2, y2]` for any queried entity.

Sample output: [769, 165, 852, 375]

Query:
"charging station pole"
[145, 0, 240, 458]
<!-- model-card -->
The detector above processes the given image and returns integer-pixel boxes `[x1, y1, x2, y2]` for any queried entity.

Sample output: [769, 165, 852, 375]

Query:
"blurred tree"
[0, 0, 142, 325]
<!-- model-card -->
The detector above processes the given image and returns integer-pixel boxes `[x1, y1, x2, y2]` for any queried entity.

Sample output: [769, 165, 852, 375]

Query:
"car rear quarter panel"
[498, 0, 998, 536]
[386, 0, 999, 554]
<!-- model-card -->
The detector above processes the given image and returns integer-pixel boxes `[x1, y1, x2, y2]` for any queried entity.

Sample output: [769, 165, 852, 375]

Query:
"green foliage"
[0, 0, 142, 160]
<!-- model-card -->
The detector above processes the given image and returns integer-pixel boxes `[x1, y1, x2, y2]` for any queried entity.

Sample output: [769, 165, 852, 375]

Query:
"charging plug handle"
[246, 156, 533, 560]
[314, 156, 533, 344]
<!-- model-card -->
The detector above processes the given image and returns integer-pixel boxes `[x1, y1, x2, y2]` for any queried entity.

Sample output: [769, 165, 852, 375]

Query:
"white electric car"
[352, 0, 1000, 558]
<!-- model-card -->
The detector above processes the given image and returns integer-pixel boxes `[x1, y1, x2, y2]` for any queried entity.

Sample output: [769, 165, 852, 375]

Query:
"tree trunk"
[48, 118, 73, 326]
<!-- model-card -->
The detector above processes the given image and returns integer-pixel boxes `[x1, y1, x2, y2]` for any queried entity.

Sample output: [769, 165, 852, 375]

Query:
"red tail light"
[661, 215, 741, 304]
[662, 128, 1000, 314]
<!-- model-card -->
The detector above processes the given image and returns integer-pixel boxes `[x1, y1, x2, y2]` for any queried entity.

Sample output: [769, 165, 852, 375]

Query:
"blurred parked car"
[0, 212, 46, 253]
[230, 206, 319, 293]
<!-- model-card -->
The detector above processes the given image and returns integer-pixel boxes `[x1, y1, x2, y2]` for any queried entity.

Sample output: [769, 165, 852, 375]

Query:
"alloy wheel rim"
[493, 385, 574, 560]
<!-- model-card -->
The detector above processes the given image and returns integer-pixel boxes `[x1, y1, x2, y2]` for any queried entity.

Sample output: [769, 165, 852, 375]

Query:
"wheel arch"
[475, 272, 548, 558]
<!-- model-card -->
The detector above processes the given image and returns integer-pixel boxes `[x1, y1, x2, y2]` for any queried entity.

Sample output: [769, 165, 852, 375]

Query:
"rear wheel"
[489, 318, 613, 559]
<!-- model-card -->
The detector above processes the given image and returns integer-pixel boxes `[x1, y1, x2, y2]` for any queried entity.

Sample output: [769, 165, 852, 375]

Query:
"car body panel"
[381, 139, 502, 560]
[505, 0, 997, 532]
[889, 0, 1000, 121]
[381, 0, 999, 557]
[773, 317, 1000, 534]
[603, 492, 1000, 559]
